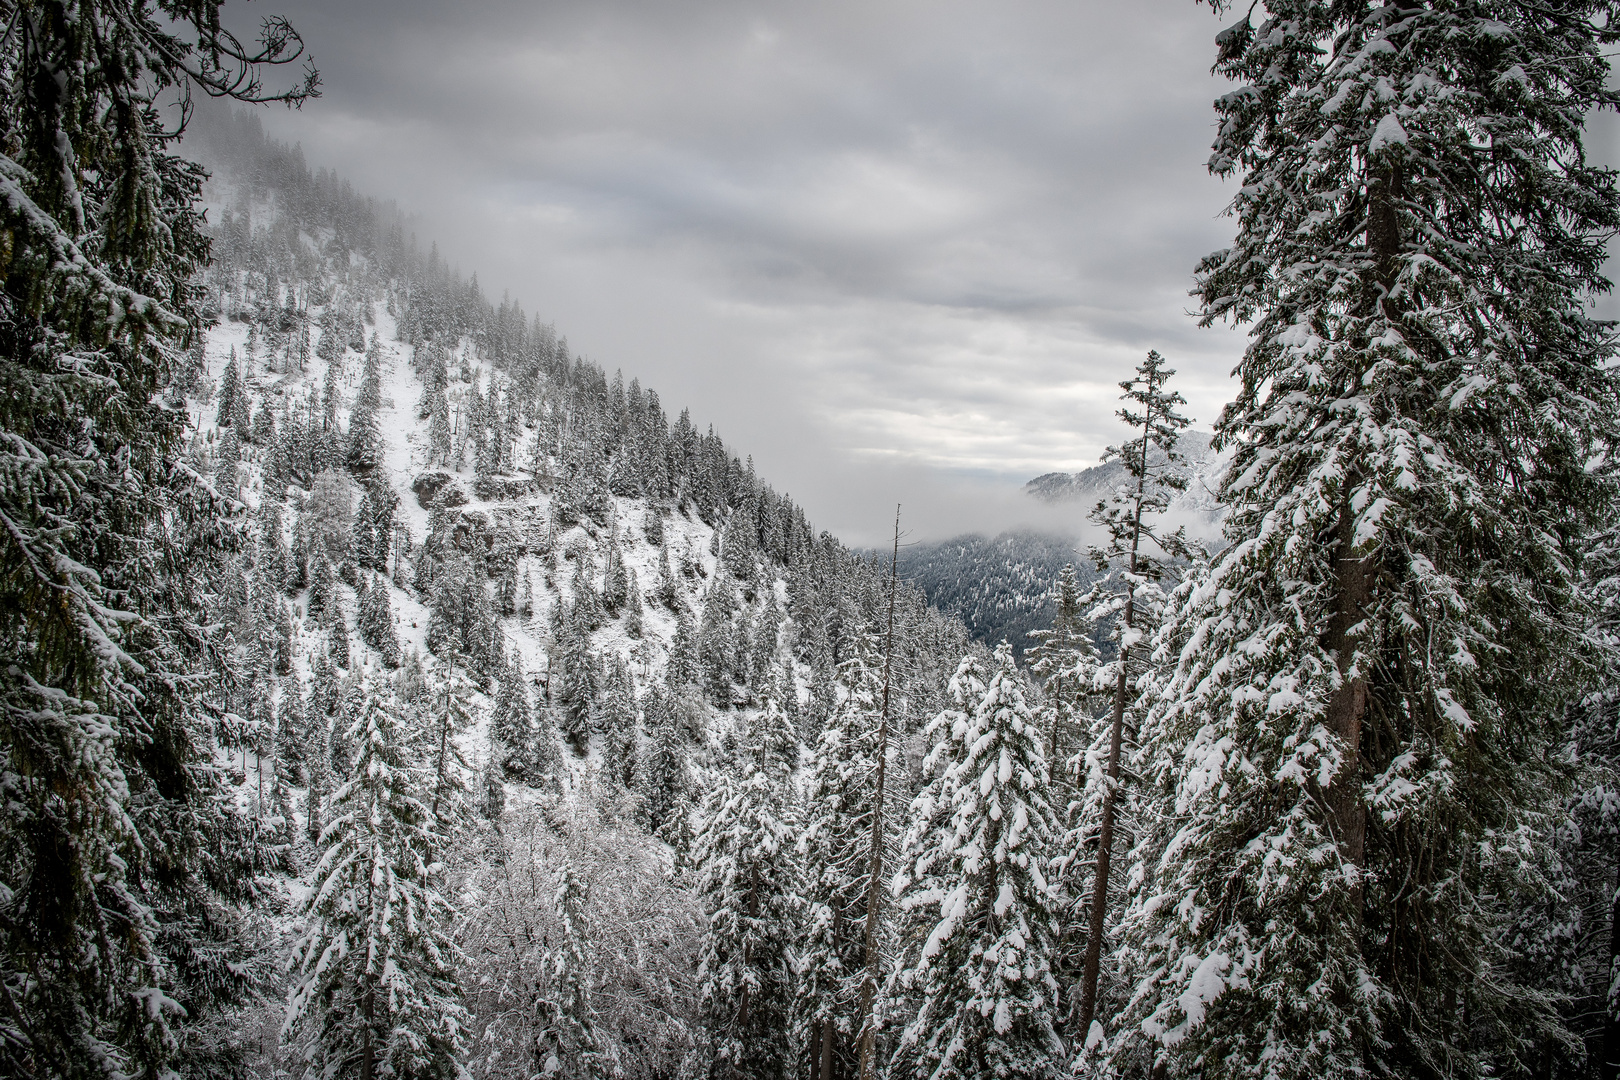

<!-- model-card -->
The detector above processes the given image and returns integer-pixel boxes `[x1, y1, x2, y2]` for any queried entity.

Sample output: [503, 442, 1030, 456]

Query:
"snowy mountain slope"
[167, 104, 997, 1077]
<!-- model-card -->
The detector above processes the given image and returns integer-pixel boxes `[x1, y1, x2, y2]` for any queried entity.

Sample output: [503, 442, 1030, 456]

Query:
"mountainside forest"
[4, 5, 1620, 1080]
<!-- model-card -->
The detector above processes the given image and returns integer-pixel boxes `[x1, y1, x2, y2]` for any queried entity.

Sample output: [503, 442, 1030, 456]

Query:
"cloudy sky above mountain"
[219, 0, 1263, 544]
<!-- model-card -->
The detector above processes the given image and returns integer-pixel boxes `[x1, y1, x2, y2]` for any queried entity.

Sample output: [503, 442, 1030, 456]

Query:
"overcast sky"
[222, 0, 1259, 545]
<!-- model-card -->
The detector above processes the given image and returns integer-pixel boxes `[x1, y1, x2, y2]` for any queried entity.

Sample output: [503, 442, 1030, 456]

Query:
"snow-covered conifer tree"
[597, 656, 639, 788]
[556, 614, 598, 754]
[694, 741, 801, 1078]
[329, 603, 352, 669]
[796, 633, 890, 1080]
[638, 687, 691, 845]
[491, 651, 536, 780]
[534, 865, 607, 1077]
[1108, 5, 1620, 1074]
[889, 646, 1060, 1079]
[1070, 349, 1191, 1043]
[285, 687, 469, 1078]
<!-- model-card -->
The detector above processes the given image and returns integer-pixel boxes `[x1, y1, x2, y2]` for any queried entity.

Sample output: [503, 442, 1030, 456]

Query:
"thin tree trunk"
[855, 506, 901, 1080]
[1603, 862, 1620, 1080]
[1077, 623, 1130, 1039]
[361, 978, 375, 1080]
[1077, 395, 1155, 1038]
[819, 908, 841, 1080]
[433, 658, 454, 818]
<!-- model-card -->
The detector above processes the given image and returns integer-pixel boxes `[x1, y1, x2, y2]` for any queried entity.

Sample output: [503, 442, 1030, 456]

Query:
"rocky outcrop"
[412, 471, 467, 509]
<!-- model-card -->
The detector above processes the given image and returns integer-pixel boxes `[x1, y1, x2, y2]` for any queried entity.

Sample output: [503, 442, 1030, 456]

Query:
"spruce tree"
[276, 677, 311, 784]
[1108, 5, 1620, 1076]
[216, 346, 244, 430]
[534, 865, 607, 1078]
[890, 646, 1060, 1079]
[490, 652, 536, 781]
[285, 688, 469, 1079]
[1072, 350, 1190, 1042]
[668, 608, 701, 688]
[796, 634, 890, 1080]
[0, 8, 314, 1074]
[556, 614, 598, 754]
[693, 745, 801, 1078]
[329, 603, 352, 670]
[597, 656, 639, 788]
[638, 687, 691, 842]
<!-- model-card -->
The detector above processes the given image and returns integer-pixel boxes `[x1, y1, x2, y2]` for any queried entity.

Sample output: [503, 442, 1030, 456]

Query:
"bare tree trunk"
[361, 978, 375, 1080]
[855, 507, 901, 1080]
[819, 908, 841, 1080]
[1076, 603, 1131, 1039]
[1603, 864, 1620, 1080]
[1076, 397, 1155, 1038]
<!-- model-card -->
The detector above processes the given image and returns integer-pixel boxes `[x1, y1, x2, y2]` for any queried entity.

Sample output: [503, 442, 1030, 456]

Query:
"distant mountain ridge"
[903, 431, 1226, 657]
[1023, 430, 1217, 507]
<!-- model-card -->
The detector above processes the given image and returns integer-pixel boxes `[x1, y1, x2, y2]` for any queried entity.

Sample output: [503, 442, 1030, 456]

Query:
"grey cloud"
[225, 0, 1247, 544]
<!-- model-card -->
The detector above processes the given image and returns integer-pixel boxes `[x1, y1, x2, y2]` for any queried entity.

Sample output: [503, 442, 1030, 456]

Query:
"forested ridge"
[3, 3, 1620, 1080]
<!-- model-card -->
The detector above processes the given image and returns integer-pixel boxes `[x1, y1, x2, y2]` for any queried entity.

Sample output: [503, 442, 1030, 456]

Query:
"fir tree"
[329, 603, 352, 669]
[276, 677, 310, 784]
[0, 10, 315, 1069]
[638, 688, 690, 842]
[1107, 5, 1620, 1075]
[359, 573, 402, 668]
[602, 535, 630, 614]
[534, 865, 607, 1078]
[491, 652, 536, 781]
[1071, 350, 1191, 1041]
[694, 750, 801, 1078]
[429, 662, 476, 821]
[285, 688, 470, 1079]
[214, 423, 242, 496]
[796, 635, 890, 1080]
[555, 612, 599, 755]
[216, 345, 245, 430]
[668, 608, 701, 689]
[890, 647, 1061, 1080]
[596, 656, 639, 788]
[481, 751, 506, 824]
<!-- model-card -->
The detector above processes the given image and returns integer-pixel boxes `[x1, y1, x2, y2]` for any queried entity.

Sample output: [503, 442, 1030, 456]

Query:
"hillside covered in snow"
[174, 106, 983, 1075]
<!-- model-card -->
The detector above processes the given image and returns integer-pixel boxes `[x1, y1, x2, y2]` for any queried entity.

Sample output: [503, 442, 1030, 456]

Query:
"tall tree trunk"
[1319, 149, 1399, 911]
[1076, 397, 1154, 1038]
[1077, 620, 1130, 1040]
[855, 507, 901, 1080]
[1603, 863, 1620, 1080]
[819, 908, 842, 1080]
[361, 977, 375, 1080]
[1323, 496, 1369, 877]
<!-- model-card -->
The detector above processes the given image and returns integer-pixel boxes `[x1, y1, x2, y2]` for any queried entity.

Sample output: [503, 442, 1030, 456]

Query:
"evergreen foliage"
[796, 633, 890, 1080]
[890, 647, 1061, 1079]
[1106, 5, 1620, 1076]
[694, 748, 801, 1078]
[284, 687, 469, 1079]
[0, 5, 314, 1075]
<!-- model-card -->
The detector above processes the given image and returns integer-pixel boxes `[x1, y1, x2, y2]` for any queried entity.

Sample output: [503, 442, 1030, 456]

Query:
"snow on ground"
[191, 287, 782, 806]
